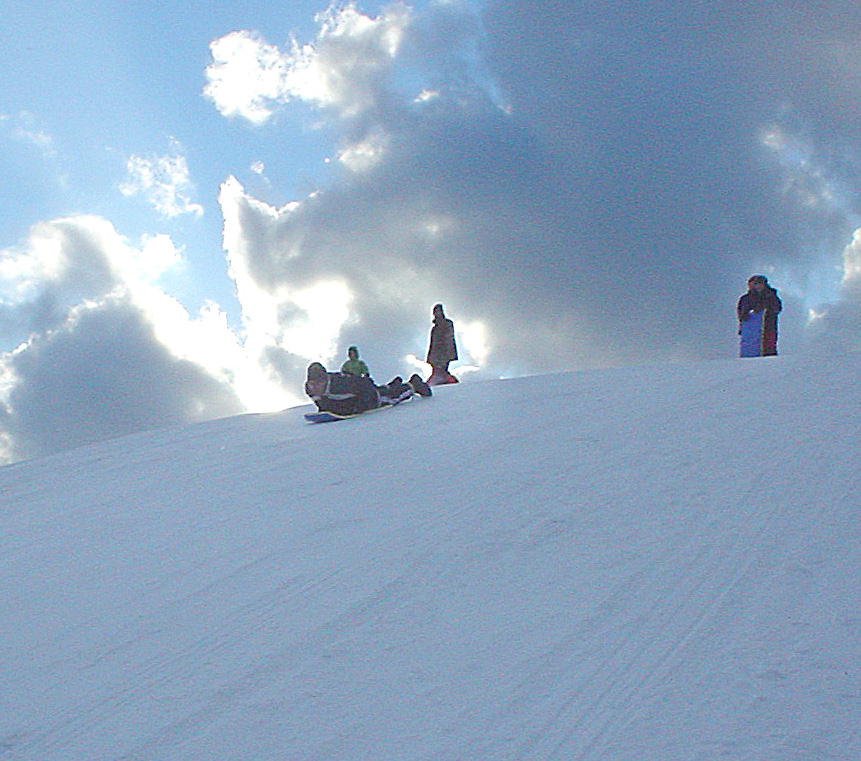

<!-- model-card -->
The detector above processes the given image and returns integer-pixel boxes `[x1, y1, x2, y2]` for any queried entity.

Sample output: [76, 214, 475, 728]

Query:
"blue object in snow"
[304, 396, 413, 424]
[739, 311, 764, 357]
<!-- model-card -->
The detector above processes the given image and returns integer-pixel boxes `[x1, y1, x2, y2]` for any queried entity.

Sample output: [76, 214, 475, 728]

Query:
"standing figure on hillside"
[340, 345, 370, 377]
[737, 275, 782, 357]
[426, 303, 459, 385]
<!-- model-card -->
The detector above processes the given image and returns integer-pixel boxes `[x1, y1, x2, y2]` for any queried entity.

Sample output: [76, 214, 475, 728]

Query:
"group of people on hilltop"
[304, 303, 458, 417]
[304, 281, 784, 416]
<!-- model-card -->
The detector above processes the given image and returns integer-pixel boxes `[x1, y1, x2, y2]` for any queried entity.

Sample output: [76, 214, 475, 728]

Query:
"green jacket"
[341, 358, 369, 376]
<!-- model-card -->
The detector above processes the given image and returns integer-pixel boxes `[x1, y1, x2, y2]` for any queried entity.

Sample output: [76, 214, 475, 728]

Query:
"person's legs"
[379, 377, 413, 404]
[409, 374, 432, 396]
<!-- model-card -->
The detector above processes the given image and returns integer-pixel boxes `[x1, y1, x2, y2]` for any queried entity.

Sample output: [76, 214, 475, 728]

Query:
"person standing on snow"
[340, 345, 370, 377]
[737, 275, 782, 357]
[426, 303, 459, 385]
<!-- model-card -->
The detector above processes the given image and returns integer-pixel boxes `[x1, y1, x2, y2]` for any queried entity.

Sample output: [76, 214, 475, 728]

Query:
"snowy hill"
[2, 354, 860, 761]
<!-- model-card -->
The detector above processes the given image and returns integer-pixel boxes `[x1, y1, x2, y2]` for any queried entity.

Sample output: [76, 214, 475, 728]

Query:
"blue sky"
[1, 0, 346, 316]
[2, 0, 861, 463]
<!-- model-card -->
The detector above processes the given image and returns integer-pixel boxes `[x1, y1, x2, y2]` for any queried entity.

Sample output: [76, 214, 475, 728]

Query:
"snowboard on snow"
[304, 410, 357, 423]
[739, 311, 764, 358]
[304, 396, 411, 424]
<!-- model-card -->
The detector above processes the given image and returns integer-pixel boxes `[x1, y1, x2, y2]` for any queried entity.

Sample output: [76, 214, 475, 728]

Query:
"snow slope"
[2, 354, 860, 761]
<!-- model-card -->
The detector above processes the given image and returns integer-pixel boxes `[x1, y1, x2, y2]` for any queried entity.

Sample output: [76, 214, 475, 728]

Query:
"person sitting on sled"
[340, 345, 370, 377]
[426, 303, 459, 385]
[304, 363, 430, 417]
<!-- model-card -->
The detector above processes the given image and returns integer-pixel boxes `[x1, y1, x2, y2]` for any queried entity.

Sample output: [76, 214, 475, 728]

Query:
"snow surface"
[2, 354, 860, 761]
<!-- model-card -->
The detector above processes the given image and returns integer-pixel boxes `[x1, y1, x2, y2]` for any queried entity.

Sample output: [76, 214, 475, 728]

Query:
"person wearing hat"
[340, 346, 370, 377]
[737, 275, 782, 357]
[304, 363, 430, 417]
[426, 303, 459, 385]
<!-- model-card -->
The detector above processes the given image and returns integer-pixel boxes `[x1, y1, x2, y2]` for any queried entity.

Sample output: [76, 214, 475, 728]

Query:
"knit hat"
[307, 362, 327, 379]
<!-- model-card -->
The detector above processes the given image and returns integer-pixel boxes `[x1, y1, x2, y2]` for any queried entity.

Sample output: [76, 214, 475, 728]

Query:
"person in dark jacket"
[304, 363, 430, 416]
[426, 303, 459, 385]
[737, 275, 782, 356]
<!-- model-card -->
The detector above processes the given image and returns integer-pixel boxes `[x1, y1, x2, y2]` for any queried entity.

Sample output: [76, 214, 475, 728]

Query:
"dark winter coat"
[305, 372, 381, 416]
[738, 286, 782, 331]
[426, 317, 458, 366]
[737, 286, 782, 355]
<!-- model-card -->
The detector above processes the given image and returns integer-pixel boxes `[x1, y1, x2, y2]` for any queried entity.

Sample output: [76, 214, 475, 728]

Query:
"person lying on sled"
[304, 363, 430, 416]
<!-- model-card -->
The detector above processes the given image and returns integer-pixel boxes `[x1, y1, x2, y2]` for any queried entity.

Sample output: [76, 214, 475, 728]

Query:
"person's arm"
[767, 290, 782, 315]
[426, 326, 437, 363]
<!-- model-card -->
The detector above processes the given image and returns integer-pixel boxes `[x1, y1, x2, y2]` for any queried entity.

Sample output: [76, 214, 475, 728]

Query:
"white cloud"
[281, 2, 410, 116]
[204, 3, 412, 125]
[337, 128, 390, 171]
[0, 111, 57, 158]
[199, 0, 861, 380]
[280, 279, 353, 360]
[120, 140, 204, 218]
[134, 234, 183, 281]
[203, 30, 290, 125]
[200, 4, 636, 379]
[218, 177, 351, 371]
[840, 227, 861, 286]
[759, 123, 841, 210]
[796, 226, 861, 356]
[0, 214, 300, 463]
[458, 319, 489, 366]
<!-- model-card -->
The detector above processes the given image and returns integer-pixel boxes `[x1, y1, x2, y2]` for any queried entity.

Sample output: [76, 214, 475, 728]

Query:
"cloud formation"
[204, 31, 291, 125]
[120, 140, 204, 218]
[204, 0, 861, 375]
[0, 216, 290, 463]
[0, 111, 57, 159]
[205, 3, 413, 124]
[804, 228, 861, 355]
